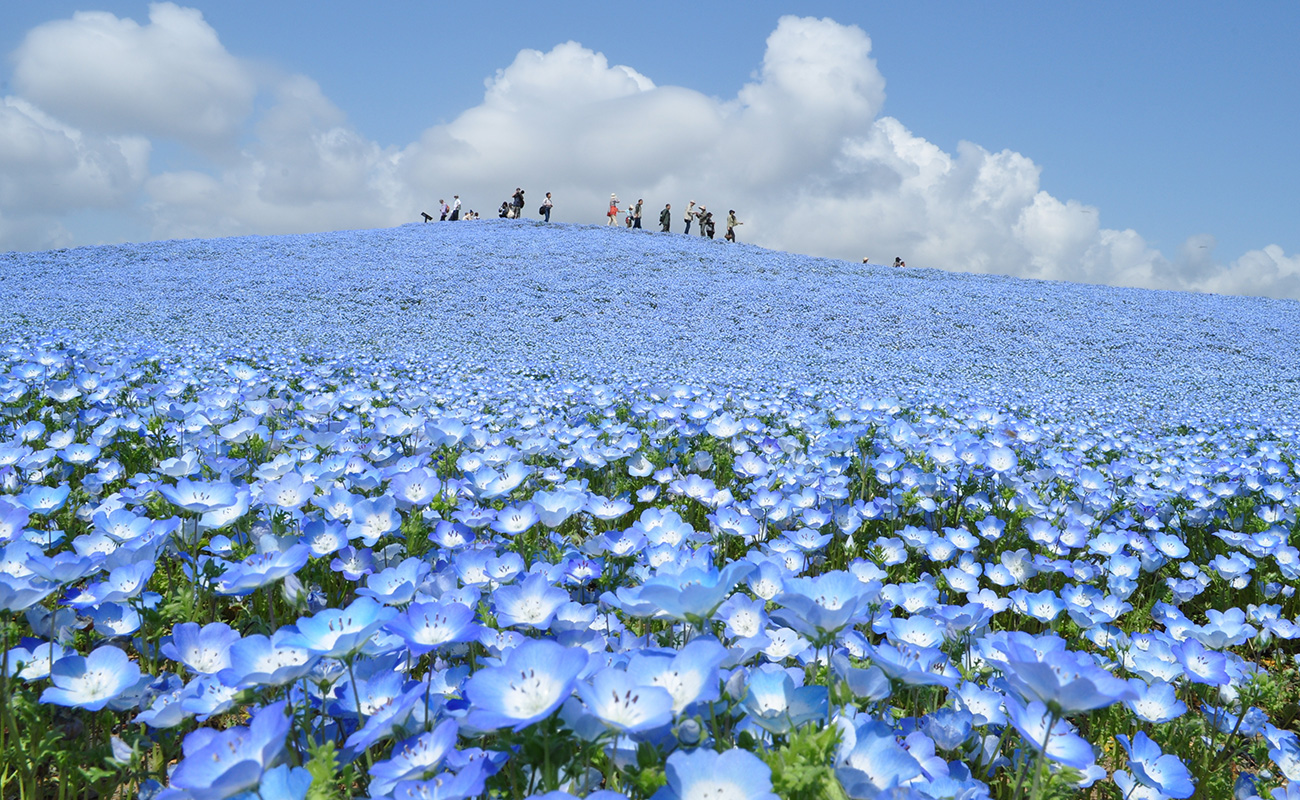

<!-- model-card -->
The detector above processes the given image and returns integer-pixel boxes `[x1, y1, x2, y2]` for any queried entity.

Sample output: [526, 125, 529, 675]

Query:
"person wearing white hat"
[607, 193, 620, 225]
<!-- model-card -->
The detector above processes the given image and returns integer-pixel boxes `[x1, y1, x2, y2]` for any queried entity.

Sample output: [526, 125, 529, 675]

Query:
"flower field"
[2, 219, 1300, 799]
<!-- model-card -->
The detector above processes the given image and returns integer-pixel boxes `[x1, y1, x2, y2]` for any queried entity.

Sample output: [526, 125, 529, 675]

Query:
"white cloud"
[11, 2, 254, 149]
[0, 96, 150, 249]
[2, 8, 1297, 301]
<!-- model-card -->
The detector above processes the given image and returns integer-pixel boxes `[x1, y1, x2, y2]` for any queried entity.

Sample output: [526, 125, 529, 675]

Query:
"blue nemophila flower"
[493, 572, 569, 630]
[626, 637, 728, 716]
[463, 638, 587, 731]
[164, 700, 291, 800]
[1123, 677, 1187, 724]
[347, 495, 402, 547]
[835, 718, 924, 797]
[739, 664, 828, 735]
[1116, 731, 1195, 799]
[985, 631, 1137, 714]
[575, 665, 674, 734]
[367, 719, 460, 797]
[17, 484, 71, 516]
[157, 478, 240, 514]
[0, 574, 57, 612]
[1173, 638, 1229, 686]
[162, 621, 241, 675]
[40, 645, 142, 711]
[218, 630, 317, 689]
[357, 557, 432, 606]
[387, 760, 487, 800]
[624, 561, 755, 626]
[284, 596, 397, 658]
[773, 570, 877, 642]
[215, 544, 310, 596]
[384, 599, 482, 656]
[1004, 699, 1095, 771]
[652, 747, 779, 800]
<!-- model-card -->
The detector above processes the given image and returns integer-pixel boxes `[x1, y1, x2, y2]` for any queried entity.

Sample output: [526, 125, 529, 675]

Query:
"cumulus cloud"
[0, 96, 150, 249]
[2, 8, 1297, 300]
[11, 2, 254, 149]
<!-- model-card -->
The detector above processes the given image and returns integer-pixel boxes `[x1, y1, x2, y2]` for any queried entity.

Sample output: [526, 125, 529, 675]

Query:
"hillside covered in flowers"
[1, 220, 1299, 800]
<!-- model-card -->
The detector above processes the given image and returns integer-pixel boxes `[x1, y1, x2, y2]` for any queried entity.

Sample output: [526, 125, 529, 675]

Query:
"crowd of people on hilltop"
[422, 190, 744, 242]
[421, 189, 911, 264]
[606, 195, 743, 242]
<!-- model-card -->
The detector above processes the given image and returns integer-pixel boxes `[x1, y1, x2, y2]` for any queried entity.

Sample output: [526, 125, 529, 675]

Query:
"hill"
[3, 219, 1299, 425]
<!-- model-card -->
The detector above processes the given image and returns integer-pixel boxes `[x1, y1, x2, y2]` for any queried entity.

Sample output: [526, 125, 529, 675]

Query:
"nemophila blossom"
[162, 621, 241, 675]
[491, 502, 539, 536]
[165, 700, 290, 800]
[40, 645, 142, 711]
[348, 495, 402, 546]
[367, 719, 460, 797]
[493, 572, 569, 629]
[219, 631, 317, 689]
[576, 665, 675, 734]
[624, 561, 755, 625]
[774, 569, 878, 645]
[1173, 638, 1230, 686]
[0, 575, 57, 612]
[652, 747, 779, 800]
[626, 637, 728, 716]
[215, 543, 310, 596]
[1124, 678, 1187, 723]
[1004, 699, 1095, 770]
[384, 600, 482, 656]
[1115, 731, 1195, 799]
[158, 478, 240, 514]
[835, 718, 924, 797]
[17, 484, 70, 516]
[5, 641, 67, 681]
[358, 557, 432, 606]
[739, 663, 828, 735]
[985, 631, 1137, 714]
[463, 638, 587, 731]
[284, 596, 397, 658]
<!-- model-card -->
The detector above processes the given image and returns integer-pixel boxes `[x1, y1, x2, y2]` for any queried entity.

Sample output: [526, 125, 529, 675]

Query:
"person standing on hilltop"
[683, 201, 696, 235]
[438, 199, 449, 221]
[659, 203, 672, 232]
[633, 199, 644, 229]
[511, 188, 525, 219]
[450, 196, 461, 221]
[541, 192, 553, 222]
[607, 194, 620, 225]
[725, 210, 742, 242]
[697, 206, 709, 237]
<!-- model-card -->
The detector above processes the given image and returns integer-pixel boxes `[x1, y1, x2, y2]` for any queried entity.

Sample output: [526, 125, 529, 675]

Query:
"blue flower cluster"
[1, 221, 1299, 799]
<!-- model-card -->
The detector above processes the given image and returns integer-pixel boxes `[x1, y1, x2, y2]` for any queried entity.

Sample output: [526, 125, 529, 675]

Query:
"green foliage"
[759, 723, 847, 800]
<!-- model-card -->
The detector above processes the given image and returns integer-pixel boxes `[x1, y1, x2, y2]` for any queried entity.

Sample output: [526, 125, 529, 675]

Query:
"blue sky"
[1, 1, 1297, 297]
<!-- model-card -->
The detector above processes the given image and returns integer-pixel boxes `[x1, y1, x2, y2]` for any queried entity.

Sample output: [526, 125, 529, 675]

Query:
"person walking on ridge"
[725, 210, 742, 242]
[633, 199, 643, 229]
[607, 194, 620, 225]
[659, 203, 672, 232]
[450, 196, 461, 221]
[438, 199, 448, 221]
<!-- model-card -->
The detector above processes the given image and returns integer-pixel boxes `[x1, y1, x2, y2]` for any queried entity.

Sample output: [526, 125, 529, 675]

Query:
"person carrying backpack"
[540, 192, 553, 222]
[659, 203, 672, 232]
